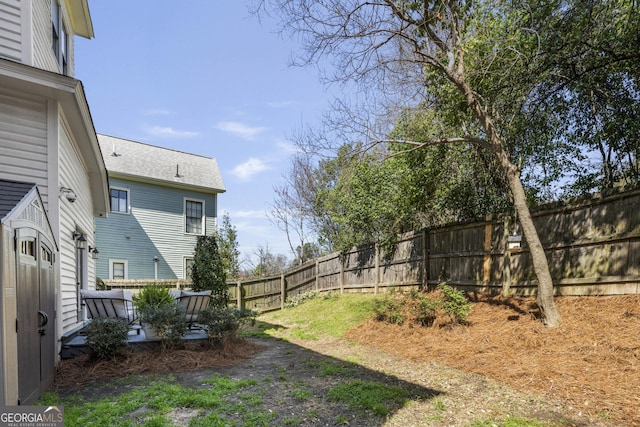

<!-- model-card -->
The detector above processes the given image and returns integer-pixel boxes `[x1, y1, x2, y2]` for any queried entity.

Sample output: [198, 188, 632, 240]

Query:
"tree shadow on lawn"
[51, 322, 441, 426]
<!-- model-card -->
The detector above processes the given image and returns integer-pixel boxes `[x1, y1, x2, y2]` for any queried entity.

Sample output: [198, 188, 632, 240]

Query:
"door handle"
[38, 310, 48, 327]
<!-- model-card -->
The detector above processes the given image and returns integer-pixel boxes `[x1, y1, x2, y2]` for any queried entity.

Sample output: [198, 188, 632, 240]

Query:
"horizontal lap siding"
[59, 118, 95, 334]
[0, 91, 48, 203]
[0, 0, 76, 73]
[96, 178, 217, 280]
[0, 0, 21, 61]
[31, 0, 60, 73]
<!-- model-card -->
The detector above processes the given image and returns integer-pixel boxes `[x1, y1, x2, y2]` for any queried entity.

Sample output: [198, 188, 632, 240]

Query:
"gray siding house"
[96, 135, 225, 281]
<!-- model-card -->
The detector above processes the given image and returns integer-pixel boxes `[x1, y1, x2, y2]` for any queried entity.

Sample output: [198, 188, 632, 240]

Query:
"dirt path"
[57, 335, 616, 426]
[240, 336, 615, 426]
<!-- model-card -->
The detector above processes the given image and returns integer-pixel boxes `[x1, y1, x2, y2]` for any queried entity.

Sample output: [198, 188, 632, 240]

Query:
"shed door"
[16, 228, 55, 405]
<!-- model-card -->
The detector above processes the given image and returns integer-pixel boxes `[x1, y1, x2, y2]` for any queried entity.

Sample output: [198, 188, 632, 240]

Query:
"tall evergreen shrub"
[190, 234, 228, 307]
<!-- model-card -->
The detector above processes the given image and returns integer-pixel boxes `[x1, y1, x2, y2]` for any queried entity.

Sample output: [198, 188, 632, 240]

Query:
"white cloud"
[275, 139, 300, 155]
[215, 121, 267, 140]
[235, 220, 270, 236]
[143, 125, 199, 138]
[231, 158, 271, 181]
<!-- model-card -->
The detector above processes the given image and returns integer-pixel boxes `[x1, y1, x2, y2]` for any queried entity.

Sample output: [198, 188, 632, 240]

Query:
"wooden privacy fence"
[230, 186, 640, 312]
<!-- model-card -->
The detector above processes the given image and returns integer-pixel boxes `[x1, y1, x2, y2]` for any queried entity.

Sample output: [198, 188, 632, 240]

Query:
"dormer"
[0, 0, 93, 77]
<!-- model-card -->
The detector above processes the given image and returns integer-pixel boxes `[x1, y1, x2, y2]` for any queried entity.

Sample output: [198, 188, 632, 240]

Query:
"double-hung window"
[110, 188, 129, 214]
[110, 260, 128, 280]
[184, 257, 194, 280]
[51, 1, 69, 74]
[185, 199, 204, 235]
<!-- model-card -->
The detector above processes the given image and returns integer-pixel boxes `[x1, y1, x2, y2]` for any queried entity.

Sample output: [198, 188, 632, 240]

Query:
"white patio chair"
[81, 289, 139, 333]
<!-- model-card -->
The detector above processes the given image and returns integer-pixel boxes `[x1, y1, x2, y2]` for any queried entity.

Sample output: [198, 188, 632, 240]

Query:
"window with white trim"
[109, 260, 128, 280]
[184, 257, 194, 280]
[184, 199, 204, 235]
[51, 1, 69, 74]
[110, 188, 129, 213]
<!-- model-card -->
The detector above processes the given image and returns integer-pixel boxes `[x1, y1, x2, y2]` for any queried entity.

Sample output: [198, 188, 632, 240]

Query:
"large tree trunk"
[502, 157, 561, 327]
[454, 76, 562, 327]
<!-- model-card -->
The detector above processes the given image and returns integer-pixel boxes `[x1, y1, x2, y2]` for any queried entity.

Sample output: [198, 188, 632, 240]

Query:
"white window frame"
[184, 257, 194, 280]
[51, 1, 69, 74]
[109, 259, 128, 280]
[110, 187, 130, 214]
[184, 198, 205, 235]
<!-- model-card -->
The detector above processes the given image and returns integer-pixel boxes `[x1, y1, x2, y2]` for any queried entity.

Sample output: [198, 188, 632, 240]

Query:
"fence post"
[483, 216, 493, 289]
[280, 274, 286, 309]
[315, 259, 319, 291]
[236, 280, 242, 308]
[422, 229, 429, 290]
[340, 254, 345, 295]
[502, 216, 512, 297]
[374, 243, 380, 294]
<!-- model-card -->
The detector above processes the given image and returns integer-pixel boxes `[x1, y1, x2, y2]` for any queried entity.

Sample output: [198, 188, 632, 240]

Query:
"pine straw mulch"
[54, 338, 265, 389]
[346, 294, 640, 426]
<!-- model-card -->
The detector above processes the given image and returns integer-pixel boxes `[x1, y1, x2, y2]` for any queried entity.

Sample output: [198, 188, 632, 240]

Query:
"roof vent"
[111, 144, 121, 157]
[175, 164, 182, 178]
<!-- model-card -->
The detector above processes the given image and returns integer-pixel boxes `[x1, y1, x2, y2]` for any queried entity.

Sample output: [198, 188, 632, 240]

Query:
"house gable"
[98, 134, 226, 194]
[0, 179, 56, 250]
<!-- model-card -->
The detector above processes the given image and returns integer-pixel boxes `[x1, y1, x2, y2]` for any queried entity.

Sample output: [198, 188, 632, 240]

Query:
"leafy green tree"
[533, 1, 640, 194]
[191, 235, 227, 306]
[262, 0, 640, 326]
[261, 0, 567, 325]
[388, 107, 513, 225]
[309, 145, 359, 251]
[326, 151, 409, 251]
[292, 242, 322, 266]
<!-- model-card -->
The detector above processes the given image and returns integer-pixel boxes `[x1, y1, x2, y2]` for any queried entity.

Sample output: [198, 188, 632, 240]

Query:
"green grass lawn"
[256, 292, 376, 340]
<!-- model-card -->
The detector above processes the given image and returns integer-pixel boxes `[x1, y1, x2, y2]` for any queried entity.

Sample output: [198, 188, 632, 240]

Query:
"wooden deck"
[60, 326, 209, 359]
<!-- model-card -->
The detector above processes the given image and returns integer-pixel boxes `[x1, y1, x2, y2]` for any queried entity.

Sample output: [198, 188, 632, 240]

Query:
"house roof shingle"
[0, 179, 37, 221]
[97, 134, 225, 193]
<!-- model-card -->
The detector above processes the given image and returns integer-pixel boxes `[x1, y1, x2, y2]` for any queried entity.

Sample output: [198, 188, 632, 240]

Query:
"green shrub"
[322, 291, 340, 301]
[284, 290, 318, 308]
[190, 235, 228, 307]
[199, 306, 257, 344]
[133, 285, 174, 311]
[407, 288, 421, 300]
[140, 303, 187, 349]
[85, 318, 129, 359]
[373, 286, 471, 327]
[373, 296, 404, 325]
[412, 295, 438, 326]
[438, 283, 471, 324]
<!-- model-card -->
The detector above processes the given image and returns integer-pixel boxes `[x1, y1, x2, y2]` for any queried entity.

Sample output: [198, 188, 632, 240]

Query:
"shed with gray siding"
[0, 179, 57, 405]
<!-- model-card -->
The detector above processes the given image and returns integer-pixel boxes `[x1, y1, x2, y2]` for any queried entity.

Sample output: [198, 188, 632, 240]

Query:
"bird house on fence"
[507, 233, 522, 250]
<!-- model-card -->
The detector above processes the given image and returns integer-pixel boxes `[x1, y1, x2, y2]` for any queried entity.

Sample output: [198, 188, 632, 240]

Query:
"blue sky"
[76, 1, 336, 268]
